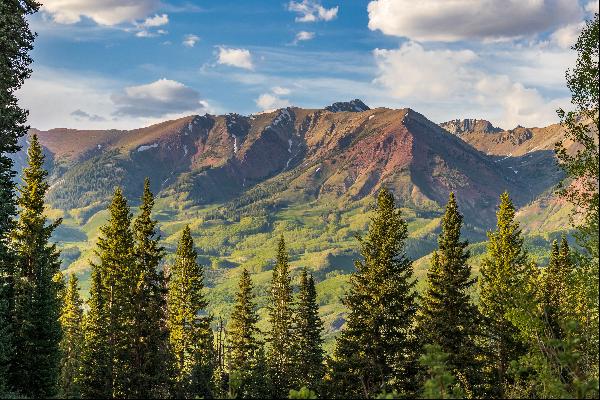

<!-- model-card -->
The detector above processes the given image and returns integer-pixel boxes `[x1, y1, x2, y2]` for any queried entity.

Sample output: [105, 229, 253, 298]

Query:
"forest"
[1, 1, 599, 399]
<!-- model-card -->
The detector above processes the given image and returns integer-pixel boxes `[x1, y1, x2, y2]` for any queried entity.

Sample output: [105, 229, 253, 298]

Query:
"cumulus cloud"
[585, 0, 599, 13]
[140, 13, 168, 27]
[550, 22, 586, 49]
[288, 0, 338, 22]
[111, 78, 209, 118]
[293, 31, 315, 44]
[41, 0, 161, 26]
[183, 34, 200, 47]
[272, 86, 291, 95]
[217, 47, 254, 70]
[372, 42, 565, 128]
[71, 109, 106, 122]
[255, 93, 290, 111]
[367, 0, 582, 42]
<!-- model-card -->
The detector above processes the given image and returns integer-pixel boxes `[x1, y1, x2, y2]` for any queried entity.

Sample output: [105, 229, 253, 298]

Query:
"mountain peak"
[439, 118, 502, 135]
[325, 99, 370, 113]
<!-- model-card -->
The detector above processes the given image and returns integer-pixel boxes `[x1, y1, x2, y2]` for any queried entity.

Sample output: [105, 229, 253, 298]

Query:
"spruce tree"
[59, 274, 84, 398]
[81, 187, 137, 398]
[131, 178, 171, 397]
[80, 268, 111, 399]
[0, 2, 40, 390]
[416, 193, 482, 392]
[479, 191, 533, 396]
[227, 268, 268, 398]
[167, 225, 214, 398]
[267, 235, 296, 397]
[333, 187, 417, 397]
[294, 268, 325, 393]
[11, 134, 62, 398]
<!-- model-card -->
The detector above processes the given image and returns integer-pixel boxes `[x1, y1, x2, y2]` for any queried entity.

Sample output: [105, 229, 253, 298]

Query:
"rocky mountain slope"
[17, 102, 567, 230]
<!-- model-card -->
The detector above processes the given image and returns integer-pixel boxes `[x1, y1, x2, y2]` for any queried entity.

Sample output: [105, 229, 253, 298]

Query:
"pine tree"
[419, 344, 464, 399]
[227, 268, 268, 398]
[294, 268, 325, 393]
[479, 191, 533, 396]
[131, 178, 171, 397]
[167, 225, 214, 398]
[416, 193, 482, 392]
[0, 2, 40, 390]
[80, 187, 137, 398]
[267, 235, 296, 397]
[59, 274, 84, 398]
[333, 187, 418, 397]
[11, 134, 62, 398]
[80, 268, 111, 399]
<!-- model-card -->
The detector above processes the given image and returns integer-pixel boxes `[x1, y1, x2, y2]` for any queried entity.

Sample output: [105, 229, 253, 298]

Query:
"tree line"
[1, 2, 598, 399]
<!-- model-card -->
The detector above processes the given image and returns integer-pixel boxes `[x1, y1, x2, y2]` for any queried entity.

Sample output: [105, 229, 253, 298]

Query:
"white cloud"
[41, 0, 161, 26]
[111, 78, 209, 118]
[367, 0, 582, 42]
[294, 31, 316, 43]
[585, 1, 599, 13]
[255, 93, 290, 111]
[183, 34, 200, 47]
[135, 29, 167, 38]
[272, 86, 291, 95]
[140, 13, 168, 27]
[288, 1, 338, 22]
[372, 42, 565, 128]
[217, 47, 254, 70]
[550, 22, 586, 49]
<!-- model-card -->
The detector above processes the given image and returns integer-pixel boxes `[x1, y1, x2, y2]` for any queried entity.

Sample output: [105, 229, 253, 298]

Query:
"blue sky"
[17, 0, 599, 130]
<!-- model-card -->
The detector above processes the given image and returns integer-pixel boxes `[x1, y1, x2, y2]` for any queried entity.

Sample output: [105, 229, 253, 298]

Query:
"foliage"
[59, 274, 84, 398]
[289, 386, 318, 399]
[416, 193, 482, 394]
[10, 134, 62, 398]
[332, 188, 418, 397]
[267, 236, 297, 397]
[419, 344, 464, 399]
[167, 225, 214, 398]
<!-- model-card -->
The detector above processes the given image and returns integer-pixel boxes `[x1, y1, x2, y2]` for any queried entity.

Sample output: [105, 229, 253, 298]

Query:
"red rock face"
[27, 104, 563, 226]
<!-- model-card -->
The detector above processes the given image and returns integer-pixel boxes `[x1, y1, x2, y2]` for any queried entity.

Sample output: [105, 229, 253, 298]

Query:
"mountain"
[439, 118, 502, 135]
[12, 101, 572, 342]
[22, 102, 562, 227]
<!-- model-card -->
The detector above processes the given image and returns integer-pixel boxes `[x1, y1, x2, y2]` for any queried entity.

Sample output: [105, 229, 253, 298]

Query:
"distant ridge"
[440, 118, 502, 135]
[325, 99, 370, 113]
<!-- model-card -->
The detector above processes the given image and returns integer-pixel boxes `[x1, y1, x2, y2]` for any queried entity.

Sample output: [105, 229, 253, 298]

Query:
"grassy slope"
[51, 191, 572, 352]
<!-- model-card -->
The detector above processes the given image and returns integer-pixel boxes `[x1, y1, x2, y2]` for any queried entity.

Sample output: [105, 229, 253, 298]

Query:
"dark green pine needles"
[416, 193, 482, 394]
[294, 268, 325, 393]
[227, 268, 269, 398]
[333, 187, 417, 397]
[267, 236, 296, 397]
[167, 225, 214, 398]
[59, 274, 84, 398]
[11, 134, 63, 398]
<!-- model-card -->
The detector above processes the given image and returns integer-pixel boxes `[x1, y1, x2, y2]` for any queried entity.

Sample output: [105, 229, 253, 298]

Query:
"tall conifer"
[479, 192, 533, 396]
[81, 187, 137, 398]
[0, 2, 40, 390]
[131, 178, 171, 397]
[11, 134, 62, 398]
[416, 193, 482, 392]
[227, 268, 268, 398]
[294, 268, 325, 393]
[333, 187, 417, 397]
[59, 274, 84, 398]
[167, 225, 214, 398]
[267, 236, 296, 397]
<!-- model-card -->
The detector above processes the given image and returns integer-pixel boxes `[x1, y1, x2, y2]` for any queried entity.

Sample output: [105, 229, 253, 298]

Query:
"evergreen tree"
[11, 134, 62, 398]
[167, 225, 214, 398]
[81, 187, 137, 398]
[416, 193, 482, 393]
[419, 344, 464, 399]
[226, 268, 269, 398]
[59, 274, 84, 398]
[332, 188, 417, 397]
[267, 236, 296, 397]
[479, 192, 533, 396]
[80, 267, 111, 399]
[131, 178, 171, 397]
[0, 2, 39, 390]
[294, 268, 325, 393]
